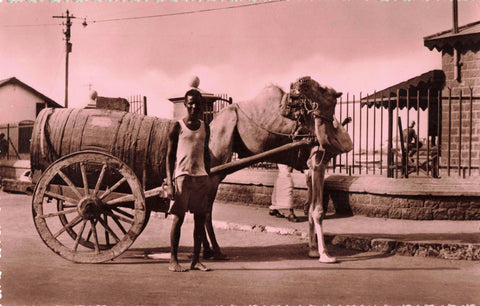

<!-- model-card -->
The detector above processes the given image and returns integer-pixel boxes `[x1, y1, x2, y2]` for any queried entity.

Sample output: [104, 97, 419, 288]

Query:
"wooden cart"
[31, 108, 310, 263]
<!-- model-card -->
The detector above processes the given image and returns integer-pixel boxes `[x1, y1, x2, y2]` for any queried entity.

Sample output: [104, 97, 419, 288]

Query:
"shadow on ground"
[114, 243, 395, 265]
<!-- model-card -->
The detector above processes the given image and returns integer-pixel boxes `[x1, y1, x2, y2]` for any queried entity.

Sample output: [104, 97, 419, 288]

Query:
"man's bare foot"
[169, 263, 188, 272]
[190, 262, 211, 272]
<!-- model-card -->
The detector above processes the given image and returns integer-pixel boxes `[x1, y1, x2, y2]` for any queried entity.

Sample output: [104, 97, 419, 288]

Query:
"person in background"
[0, 133, 8, 159]
[403, 121, 423, 157]
[269, 164, 299, 222]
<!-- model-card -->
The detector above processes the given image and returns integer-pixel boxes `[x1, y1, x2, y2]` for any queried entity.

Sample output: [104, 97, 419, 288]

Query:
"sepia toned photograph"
[0, 0, 479, 304]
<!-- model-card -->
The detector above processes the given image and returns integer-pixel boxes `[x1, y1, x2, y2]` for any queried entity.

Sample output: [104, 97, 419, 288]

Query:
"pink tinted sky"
[0, 0, 479, 118]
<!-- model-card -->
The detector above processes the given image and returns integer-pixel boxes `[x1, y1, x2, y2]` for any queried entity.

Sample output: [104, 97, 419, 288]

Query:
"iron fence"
[128, 95, 147, 115]
[328, 87, 479, 179]
[0, 122, 34, 160]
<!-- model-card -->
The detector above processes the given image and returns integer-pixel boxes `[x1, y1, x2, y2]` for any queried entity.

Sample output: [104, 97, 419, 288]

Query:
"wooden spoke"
[94, 163, 108, 196]
[104, 214, 110, 247]
[90, 220, 100, 254]
[53, 215, 82, 239]
[59, 203, 77, 208]
[73, 220, 88, 252]
[104, 194, 135, 206]
[85, 219, 98, 243]
[104, 209, 134, 225]
[98, 217, 120, 243]
[57, 169, 83, 200]
[103, 210, 127, 235]
[80, 162, 89, 196]
[44, 191, 78, 206]
[99, 177, 128, 200]
[112, 207, 134, 220]
[36, 207, 78, 219]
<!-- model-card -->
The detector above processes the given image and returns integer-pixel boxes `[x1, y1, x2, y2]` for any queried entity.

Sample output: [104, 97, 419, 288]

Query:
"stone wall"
[442, 47, 480, 95]
[326, 190, 480, 221]
[441, 46, 480, 169]
[216, 183, 307, 208]
[215, 172, 480, 221]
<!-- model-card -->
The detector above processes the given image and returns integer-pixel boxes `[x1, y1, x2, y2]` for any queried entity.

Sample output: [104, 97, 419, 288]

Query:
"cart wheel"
[32, 151, 147, 263]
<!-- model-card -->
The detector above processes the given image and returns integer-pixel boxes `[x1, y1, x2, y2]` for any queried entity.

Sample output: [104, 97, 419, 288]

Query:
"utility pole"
[53, 10, 76, 108]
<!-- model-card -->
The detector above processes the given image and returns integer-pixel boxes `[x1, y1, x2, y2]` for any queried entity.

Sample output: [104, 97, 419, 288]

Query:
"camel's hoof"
[319, 255, 337, 263]
[308, 249, 320, 258]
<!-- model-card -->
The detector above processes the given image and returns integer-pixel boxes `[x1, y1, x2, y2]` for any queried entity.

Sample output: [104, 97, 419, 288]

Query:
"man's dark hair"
[184, 89, 204, 104]
[0, 133, 4, 138]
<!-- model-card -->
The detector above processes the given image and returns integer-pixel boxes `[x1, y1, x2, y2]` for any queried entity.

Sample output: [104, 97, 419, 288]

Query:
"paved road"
[1, 191, 479, 305]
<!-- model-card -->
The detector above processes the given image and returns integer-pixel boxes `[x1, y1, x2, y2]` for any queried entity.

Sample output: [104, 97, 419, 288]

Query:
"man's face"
[185, 95, 203, 119]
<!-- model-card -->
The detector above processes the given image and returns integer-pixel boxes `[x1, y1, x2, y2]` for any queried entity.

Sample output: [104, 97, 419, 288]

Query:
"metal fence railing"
[328, 87, 479, 179]
[128, 95, 147, 115]
[0, 122, 34, 160]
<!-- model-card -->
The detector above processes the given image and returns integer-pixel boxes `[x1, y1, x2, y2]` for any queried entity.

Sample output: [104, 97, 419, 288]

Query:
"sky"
[0, 0, 479, 119]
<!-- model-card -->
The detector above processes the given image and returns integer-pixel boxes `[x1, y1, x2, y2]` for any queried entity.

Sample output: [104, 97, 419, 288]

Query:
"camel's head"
[290, 76, 340, 122]
[289, 76, 352, 156]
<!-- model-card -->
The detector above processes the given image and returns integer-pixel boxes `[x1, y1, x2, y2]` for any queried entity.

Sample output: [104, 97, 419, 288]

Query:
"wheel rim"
[32, 151, 146, 263]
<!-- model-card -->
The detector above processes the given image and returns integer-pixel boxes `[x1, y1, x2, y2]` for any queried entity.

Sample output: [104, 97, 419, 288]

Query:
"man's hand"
[166, 183, 175, 201]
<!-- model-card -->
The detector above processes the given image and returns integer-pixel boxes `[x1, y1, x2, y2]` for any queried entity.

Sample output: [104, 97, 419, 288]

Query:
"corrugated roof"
[0, 77, 63, 108]
[424, 20, 480, 51]
[361, 70, 445, 110]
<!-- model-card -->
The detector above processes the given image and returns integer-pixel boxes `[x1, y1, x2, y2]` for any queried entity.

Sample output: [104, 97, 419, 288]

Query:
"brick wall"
[440, 46, 480, 169]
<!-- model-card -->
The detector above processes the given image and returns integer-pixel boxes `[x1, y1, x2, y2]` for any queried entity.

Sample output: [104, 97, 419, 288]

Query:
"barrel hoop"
[110, 111, 128, 158]
[39, 108, 54, 163]
[55, 109, 74, 158]
[136, 116, 155, 187]
[69, 110, 90, 155]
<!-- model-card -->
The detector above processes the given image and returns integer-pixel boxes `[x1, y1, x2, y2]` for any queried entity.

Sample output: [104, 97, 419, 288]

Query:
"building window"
[36, 102, 46, 117]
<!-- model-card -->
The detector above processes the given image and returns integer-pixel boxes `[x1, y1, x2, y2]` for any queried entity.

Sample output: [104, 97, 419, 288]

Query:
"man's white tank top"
[174, 119, 208, 178]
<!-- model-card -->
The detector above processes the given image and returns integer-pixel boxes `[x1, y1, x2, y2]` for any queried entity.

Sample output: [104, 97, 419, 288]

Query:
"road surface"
[1, 191, 479, 305]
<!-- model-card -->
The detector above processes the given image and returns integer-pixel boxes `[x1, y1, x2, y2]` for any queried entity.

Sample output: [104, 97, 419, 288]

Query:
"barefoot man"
[166, 89, 211, 272]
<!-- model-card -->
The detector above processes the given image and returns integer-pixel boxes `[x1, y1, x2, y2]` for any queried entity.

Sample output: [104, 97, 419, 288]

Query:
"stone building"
[424, 20, 480, 171]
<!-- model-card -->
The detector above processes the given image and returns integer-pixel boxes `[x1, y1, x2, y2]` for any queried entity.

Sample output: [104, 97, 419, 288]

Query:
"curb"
[212, 220, 480, 261]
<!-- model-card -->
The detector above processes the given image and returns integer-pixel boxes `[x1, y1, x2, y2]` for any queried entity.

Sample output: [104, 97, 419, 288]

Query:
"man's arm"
[204, 124, 211, 175]
[166, 122, 180, 199]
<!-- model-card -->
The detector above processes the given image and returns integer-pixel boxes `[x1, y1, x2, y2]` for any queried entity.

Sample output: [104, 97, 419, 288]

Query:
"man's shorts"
[169, 175, 209, 215]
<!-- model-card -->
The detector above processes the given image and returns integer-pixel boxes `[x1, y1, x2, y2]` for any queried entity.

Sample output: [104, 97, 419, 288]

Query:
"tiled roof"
[424, 20, 480, 51]
[0, 77, 63, 108]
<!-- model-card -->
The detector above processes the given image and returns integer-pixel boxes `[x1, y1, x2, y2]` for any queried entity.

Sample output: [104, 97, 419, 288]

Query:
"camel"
[205, 76, 353, 262]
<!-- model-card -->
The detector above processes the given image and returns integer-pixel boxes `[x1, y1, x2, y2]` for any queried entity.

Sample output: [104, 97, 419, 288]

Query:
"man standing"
[166, 89, 211, 272]
[0, 133, 8, 159]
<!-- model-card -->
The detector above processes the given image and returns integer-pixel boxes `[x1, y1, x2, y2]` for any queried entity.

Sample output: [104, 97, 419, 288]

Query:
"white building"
[0, 77, 62, 160]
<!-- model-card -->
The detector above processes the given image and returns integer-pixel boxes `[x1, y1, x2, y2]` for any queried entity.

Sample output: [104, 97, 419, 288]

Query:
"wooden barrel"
[31, 108, 174, 189]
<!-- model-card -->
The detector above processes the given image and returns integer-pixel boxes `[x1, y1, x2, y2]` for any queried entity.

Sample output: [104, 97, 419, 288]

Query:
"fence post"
[387, 95, 393, 178]
[143, 96, 148, 116]
[380, 93, 384, 176]
[458, 90, 463, 176]
[6, 123, 10, 160]
[427, 89, 431, 176]
[352, 94, 356, 174]
[448, 88, 452, 177]
[469, 87, 473, 176]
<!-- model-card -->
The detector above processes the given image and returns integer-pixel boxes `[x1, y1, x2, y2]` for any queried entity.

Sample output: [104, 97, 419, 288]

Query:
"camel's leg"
[204, 211, 221, 252]
[202, 181, 227, 259]
[304, 170, 312, 216]
[307, 194, 318, 258]
[308, 163, 337, 263]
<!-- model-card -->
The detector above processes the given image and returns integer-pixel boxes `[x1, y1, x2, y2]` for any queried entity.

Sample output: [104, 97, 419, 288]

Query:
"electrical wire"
[1, 22, 62, 28]
[90, 0, 287, 24]
[1, 0, 287, 28]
